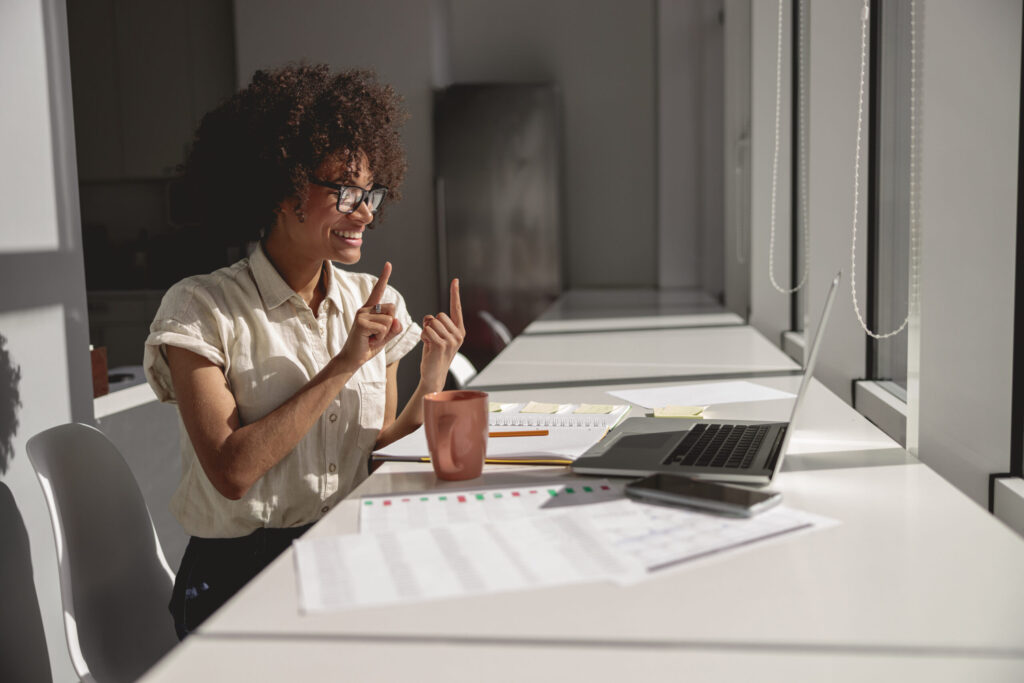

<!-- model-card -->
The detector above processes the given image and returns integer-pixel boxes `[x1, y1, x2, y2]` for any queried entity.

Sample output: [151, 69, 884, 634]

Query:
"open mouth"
[331, 229, 363, 244]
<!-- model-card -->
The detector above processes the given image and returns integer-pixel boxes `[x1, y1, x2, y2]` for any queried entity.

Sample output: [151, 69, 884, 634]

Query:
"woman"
[143, 64, 464, 638]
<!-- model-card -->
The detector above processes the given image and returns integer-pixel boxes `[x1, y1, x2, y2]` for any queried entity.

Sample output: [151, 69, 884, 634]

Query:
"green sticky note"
[522, 401, 560, 414]
[364, 500, 373, 505]
[653, 405, 706, 418]
[574, 404, 615, 414]
[439, 496, 447, 501]
[476, 494, 485, 500]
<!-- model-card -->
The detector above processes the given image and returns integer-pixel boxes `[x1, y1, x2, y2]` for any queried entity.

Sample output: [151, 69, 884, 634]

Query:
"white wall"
[659, 0, 724, 293]
[915, 0, 1021, 505]
[0, 1, 93, 680]
[445, 0, 657, 288]
[722, 0, 752, 318]
[749, 0, 793, 344]
[805, 0, 869, 403]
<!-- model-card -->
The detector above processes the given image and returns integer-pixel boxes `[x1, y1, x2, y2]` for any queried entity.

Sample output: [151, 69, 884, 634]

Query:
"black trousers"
[170, 524, 313, 640]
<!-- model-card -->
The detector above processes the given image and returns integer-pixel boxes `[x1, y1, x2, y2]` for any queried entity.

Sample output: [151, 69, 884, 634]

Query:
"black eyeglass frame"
[309, 179, 389, 215]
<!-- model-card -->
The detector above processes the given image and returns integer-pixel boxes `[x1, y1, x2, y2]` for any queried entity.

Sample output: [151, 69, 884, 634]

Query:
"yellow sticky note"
[521, 401, 561, 414]
[574, 404, 615, 414]
[489, 402, 504, 413]
[653, 405, 706, 418]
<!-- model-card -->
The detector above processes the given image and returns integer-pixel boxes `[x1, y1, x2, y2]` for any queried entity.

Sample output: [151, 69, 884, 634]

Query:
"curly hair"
[184, 64, 408, 244]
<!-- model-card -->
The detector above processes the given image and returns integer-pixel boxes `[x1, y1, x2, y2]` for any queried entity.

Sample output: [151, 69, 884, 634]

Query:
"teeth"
[332, 230, 362, 239]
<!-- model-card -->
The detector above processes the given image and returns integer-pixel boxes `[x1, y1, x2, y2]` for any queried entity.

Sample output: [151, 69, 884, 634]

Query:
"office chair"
[448, 352, 478, 389]
[26, 423, 178, 683]
[478, 310, 513, 348]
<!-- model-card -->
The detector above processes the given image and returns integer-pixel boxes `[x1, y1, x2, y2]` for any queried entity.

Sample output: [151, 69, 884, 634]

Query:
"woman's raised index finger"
[366, 261, 392, 307]
[450, 278, 463, 328]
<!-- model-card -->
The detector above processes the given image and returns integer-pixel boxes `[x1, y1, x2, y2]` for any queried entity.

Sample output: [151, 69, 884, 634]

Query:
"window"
[868, 0, 916, 400]
[791, 0, 810, 337]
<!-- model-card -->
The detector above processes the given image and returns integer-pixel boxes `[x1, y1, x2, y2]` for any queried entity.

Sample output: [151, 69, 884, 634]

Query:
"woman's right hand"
[334, 262, 402, 373]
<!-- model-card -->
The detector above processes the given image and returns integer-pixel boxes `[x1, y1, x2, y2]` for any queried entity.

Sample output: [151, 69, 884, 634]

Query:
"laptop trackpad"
[614, 431, 684, 450]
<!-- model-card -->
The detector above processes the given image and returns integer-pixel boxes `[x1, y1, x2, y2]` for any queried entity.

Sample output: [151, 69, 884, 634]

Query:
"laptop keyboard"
[661, 423, 771, 469]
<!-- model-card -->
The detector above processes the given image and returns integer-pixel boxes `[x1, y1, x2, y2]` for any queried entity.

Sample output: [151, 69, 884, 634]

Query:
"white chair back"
[478, 310, 513, 347]
[448, 352, 478, 388]
[27, 423, 177, 682]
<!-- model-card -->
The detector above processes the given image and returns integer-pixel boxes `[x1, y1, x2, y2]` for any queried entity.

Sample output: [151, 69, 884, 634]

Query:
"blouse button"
[328, 463, 337, 473]
[329, 413, 338, 423]
[321, 506, 330, 514]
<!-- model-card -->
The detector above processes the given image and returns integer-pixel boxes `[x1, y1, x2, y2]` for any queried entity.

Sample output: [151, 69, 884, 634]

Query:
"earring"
[295, 207, 306, 223]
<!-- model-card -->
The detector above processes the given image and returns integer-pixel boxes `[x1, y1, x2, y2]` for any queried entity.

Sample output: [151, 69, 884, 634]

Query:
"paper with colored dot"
[359, 480, 623, 533]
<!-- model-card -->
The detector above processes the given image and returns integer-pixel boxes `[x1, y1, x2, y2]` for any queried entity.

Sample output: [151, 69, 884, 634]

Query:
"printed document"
[294, 513, 645, 613]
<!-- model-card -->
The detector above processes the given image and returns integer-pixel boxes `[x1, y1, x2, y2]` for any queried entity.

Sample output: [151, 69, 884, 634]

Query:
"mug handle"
[434, 413, 459, 473]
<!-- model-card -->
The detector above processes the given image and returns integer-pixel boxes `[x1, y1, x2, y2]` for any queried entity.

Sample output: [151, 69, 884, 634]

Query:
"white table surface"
[524, 288, 743, 335]
[471, 325, 799, 388]
[191, 376, 1024, 656]
[143, 293, 1024, 680]
[141, 636, 1024, 683]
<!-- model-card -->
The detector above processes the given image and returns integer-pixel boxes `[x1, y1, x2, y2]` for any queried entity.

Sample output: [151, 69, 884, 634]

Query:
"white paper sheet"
[607, 380, 796, 410]
[372, 424, 615, 462]
[294, 513, 646, 613]
[359, 480, 624, 533]
[583, 500, 832, 574]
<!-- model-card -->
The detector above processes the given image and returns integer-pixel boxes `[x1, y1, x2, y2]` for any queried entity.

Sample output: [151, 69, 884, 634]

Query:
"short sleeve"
[383, 284, 421, 366]
[143, 280, 227, 403]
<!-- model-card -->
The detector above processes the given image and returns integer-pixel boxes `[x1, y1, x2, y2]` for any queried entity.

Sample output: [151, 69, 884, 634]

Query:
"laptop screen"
[770, 271, 842, 479]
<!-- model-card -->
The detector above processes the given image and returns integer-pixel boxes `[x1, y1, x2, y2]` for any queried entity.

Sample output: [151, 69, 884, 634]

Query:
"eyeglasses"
[310, 179, 388, 215]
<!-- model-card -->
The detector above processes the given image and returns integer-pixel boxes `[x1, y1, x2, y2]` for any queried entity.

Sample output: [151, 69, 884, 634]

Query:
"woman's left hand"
[420, 278, 466, 392]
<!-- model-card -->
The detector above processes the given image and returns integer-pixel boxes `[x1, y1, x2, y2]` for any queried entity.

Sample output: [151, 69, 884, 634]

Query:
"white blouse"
[144, 245, 421, 538]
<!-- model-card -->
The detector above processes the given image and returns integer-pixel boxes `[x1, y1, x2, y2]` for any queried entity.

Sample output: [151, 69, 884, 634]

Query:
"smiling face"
[272, 153, 376, 267]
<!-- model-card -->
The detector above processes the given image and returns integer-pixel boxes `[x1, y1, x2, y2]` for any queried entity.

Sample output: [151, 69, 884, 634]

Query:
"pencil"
[488, 429, 549, 437]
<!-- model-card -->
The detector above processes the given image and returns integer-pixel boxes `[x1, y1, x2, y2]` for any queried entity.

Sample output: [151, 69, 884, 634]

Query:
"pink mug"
[423, 390, 488, 481]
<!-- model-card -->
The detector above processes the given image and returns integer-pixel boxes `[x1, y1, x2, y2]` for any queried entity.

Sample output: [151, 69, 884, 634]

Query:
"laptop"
[572, 271, 841, 486]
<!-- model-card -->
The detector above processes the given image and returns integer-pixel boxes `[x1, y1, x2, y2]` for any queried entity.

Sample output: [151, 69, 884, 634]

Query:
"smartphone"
[624, 473, 782, 517]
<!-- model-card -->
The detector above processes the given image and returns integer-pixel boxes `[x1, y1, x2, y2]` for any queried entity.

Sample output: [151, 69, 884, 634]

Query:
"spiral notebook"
[373, 402, 631, 465]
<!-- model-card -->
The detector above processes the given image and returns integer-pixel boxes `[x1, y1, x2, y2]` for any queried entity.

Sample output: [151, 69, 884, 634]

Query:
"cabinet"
[68, 0, 235, 181]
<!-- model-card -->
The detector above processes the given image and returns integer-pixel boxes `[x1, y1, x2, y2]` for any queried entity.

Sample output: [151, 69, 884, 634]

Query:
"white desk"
[184, 422, 1024, 658]
[142, 636, 1024, 682]
[524, 288, 743, 335]
[141, 295, 1024, 681]
[471, 325, 799, 389]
